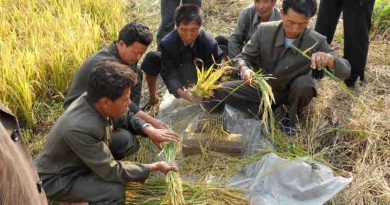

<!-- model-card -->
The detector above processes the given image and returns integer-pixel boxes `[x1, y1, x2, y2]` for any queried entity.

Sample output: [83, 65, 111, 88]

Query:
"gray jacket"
[236, 21, 351, 101]
[228, 5, 281, 58]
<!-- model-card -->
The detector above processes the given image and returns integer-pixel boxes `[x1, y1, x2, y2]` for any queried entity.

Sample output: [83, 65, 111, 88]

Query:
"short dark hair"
[174, 4, 204, 26]
[87, 61, 133, 103]
[118, 22, 153, 46]
[282, 0, 317, 18]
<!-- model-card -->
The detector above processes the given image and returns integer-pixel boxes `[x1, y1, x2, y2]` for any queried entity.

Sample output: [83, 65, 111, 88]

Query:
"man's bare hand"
[240, 67, 254, 85]
[311, 52, 335, 70]
[149, 161, 178, 175]
[142, 126, 181, 149]
[177, 88, 202, 103]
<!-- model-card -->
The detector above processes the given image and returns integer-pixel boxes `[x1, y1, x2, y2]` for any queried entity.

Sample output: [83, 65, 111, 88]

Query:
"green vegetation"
[372, 0, 390, 36]
[0, 0, 127, 128]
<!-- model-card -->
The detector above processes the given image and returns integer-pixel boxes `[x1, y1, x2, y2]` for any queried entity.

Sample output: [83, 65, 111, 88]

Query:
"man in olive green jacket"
[208, 0, 351, 130]
[36, 61, 179, 205]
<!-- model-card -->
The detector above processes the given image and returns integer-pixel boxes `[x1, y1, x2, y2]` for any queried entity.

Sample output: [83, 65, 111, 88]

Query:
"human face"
[281, 8, 310, 39]
[176, 21, 201, 46]
[118, 41, 148, 65]
[105, 88, 131, 118]
[255, 0, 276, 22]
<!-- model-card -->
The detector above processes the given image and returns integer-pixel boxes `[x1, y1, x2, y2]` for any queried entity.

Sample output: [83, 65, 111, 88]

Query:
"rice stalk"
[251, 71, 276, 139]
[289, 44, 365, 111]
[189, 62, 233, 99]
[162, 142, 185, 205]
[125, 178, 249, 205]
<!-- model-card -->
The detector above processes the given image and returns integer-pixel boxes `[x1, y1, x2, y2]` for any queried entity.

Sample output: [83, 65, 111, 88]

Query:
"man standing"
[217, 0, 281, 58]
[208, 0, 351, 131]
[36, 61, 179, 204]
[314, 0, 375, 88]
[141, 4, 224, 104]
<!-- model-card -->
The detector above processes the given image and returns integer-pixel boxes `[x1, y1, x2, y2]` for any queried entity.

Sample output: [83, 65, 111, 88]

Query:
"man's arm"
[228, 9, 249, 58]
[65, 130, 178, 183]
[65, 130, 150, 183]
[234, 27, 263, 84]
[314, 38, 351, 80]
[160, 44, 184, 98]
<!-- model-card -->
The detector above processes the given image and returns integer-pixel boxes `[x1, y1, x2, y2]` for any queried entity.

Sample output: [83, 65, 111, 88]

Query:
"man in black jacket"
[141, 4, 224, 106]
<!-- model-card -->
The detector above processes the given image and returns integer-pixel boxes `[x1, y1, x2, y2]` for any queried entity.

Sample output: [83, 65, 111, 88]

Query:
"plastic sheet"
[229, 153, 352, 205]
[158, 92, 352, 205]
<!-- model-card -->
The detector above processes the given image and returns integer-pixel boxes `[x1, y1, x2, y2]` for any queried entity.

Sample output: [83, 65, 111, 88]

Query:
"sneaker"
[279, 117, 295, 136]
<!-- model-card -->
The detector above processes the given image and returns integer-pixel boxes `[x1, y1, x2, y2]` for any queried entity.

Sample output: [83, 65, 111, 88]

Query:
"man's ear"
[280, 8, 285, 17]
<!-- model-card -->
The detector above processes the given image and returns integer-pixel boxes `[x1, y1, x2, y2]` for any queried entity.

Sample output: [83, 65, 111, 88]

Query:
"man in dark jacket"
[208, 0, 351, 131]
[141, 4, 224, 106]
[36, 61, 179, 204]
[157, 0, 202, 47]
[65, 22, 176, 156]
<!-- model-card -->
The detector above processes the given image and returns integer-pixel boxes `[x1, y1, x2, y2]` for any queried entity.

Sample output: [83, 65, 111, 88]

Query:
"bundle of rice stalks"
[162, 142, 185, 205]
[189, 62, 233, 99]
[125, 178, 249, 205]
[251, 71, 276, 138]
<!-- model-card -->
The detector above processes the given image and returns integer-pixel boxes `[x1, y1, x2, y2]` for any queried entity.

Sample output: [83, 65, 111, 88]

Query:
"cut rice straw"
[161, 142, 185, 205]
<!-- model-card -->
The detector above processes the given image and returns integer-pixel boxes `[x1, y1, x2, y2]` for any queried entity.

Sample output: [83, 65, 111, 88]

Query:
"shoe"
[344, 75, 358, 88]
[279, 117, 295, 136]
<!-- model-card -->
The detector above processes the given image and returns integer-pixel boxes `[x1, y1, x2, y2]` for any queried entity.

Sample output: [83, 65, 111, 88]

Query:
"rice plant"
[0, 0, 127, 128]
[189, 62, 233, 99]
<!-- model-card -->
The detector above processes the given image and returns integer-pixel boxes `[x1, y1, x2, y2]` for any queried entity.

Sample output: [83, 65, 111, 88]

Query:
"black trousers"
[215, 35, 229, 56]
[205, 75, 316, 125]
[157, 0, 202, 48]
[314, 0, 375, 86]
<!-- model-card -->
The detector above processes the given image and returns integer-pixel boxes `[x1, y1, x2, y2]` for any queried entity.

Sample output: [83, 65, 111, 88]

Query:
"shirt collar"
[253, 7, 279, 26]
[274, 21, 308, 48]
[107, 41, 130, 65]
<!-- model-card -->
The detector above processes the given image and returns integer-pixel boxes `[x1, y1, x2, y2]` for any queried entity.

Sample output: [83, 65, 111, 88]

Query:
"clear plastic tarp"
[157, 91, 352, 205]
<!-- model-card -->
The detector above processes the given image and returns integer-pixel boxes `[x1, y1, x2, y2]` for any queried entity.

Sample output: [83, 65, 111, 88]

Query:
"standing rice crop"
[0, 0, 127, 128]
